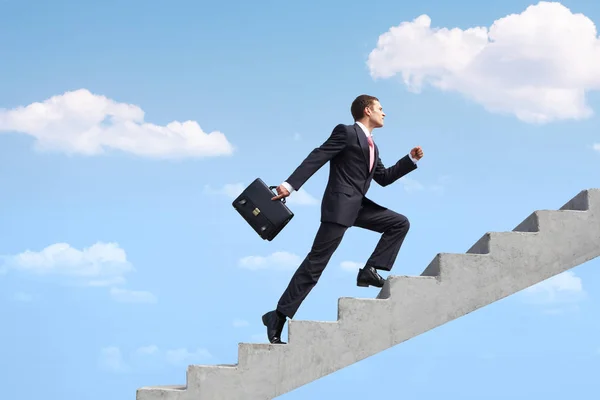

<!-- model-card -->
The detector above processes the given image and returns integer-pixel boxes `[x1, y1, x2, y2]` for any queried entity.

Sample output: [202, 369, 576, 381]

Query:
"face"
[365, 100, 385, 127]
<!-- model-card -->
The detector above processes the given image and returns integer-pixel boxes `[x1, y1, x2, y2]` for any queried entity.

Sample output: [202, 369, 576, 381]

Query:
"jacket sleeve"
[372, 154, 417, 187]
[285, 124, 349, 190]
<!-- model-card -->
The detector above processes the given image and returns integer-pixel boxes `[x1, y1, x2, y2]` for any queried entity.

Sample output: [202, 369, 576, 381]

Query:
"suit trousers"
[276, 201, 410, 319]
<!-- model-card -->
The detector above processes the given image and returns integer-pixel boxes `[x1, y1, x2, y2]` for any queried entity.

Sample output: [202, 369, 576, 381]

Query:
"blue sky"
[1, 0, 599, 398]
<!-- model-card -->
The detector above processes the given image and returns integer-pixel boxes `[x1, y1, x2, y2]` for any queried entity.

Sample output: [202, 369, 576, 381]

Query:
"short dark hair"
[351, 94, 379, 121]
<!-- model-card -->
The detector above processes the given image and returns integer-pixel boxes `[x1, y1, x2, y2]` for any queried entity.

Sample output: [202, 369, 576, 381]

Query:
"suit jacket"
[285, 123, 417, 227]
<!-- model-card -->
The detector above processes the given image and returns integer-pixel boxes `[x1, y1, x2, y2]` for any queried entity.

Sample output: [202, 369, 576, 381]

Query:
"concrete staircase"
[136, 188, 600, 400]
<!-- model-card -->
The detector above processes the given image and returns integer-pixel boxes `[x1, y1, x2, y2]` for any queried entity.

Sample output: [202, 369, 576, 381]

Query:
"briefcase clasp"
[252, 207, 261, 216]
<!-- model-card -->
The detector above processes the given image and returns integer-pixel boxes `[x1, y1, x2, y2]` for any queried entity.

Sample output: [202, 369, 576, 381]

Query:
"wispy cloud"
[238, 251, 301, 271]
[136, 345, 159, 355]
[340, 261, 362, 272]
[109, 288, 157, 304]
[165, 348, 212, 365]
[99, 345, 212, 372]
[99, 346, 129, 373]
[1, 242, 155, 303]
[522, 271, 586, 313]
[0, 89, 234, 158]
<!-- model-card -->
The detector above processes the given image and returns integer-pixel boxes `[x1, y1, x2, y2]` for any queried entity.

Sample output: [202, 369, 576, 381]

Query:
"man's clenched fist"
[410, 146, 424, 160]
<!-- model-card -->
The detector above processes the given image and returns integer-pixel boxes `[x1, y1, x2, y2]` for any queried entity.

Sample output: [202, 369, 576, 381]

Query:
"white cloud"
[3, 242, 132, 284]
[0, 89, 234, 158]
[204, 182, 319, 206]
[109, 288, 157, 304]
[593, 143, 600, 152]
[286, 188, 319, 205]
[523, 271, 586, 305]
[367, 1, 600, 123]
[238, 251, 302, 271]
[165, 348, 212, 365]
[2, 242, 155, 303]
[3, 242, 133, 283]
[99, 346, 129, 373]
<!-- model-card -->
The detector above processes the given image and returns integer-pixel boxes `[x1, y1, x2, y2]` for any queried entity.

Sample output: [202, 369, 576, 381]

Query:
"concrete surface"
[137, 188, 600, 400]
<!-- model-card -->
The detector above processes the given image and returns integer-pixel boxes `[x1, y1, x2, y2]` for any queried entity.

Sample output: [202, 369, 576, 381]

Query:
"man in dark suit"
[262, 94, 424, 344]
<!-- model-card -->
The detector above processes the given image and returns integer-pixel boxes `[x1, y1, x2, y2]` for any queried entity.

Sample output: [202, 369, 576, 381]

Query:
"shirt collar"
[355, 121, 372, 137]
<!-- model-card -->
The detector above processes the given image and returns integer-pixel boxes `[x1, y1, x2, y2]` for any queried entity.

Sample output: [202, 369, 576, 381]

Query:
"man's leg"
[353, 202, 410, 286]
[276, 221, 348, 319]
[263, 221, 348, 343]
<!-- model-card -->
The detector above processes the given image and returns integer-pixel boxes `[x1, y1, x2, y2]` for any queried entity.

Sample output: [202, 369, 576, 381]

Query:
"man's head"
[351, 94, 385, 129]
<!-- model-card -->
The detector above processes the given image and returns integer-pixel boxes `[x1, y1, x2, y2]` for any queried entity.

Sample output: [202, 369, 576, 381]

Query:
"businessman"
[262, 94, 424, 344]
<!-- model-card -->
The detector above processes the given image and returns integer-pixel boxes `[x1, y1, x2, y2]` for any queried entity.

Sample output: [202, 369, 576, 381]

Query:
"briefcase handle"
[269, 185, 287, 204]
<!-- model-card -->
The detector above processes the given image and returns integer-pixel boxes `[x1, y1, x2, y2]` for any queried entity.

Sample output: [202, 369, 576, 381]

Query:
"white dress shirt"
[281, 121, 418, 194]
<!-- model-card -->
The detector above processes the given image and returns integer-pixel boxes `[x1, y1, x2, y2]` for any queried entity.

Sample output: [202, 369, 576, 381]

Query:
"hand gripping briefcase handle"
[269, 185, 287, 203]
[232, 178, 294, 241]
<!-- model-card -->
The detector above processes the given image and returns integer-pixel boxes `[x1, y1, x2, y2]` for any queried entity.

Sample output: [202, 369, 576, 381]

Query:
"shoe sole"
[357, 281, 383, 288]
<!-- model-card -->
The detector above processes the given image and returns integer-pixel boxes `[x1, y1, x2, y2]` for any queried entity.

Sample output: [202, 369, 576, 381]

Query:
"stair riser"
[377, 276, 441, 299]
[514, 210, 590, 233]
[559, 189, 598, 212]
[288, 321, 342, 346]
[237, 344, 290, 371]
[136, 388, 186, 400]
[186, 366, 242, 399]
[337, 298, 390, 322]
[467, 232, 539, 254]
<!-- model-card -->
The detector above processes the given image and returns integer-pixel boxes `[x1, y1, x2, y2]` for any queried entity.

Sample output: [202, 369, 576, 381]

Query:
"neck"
[356, 119, 374, 133]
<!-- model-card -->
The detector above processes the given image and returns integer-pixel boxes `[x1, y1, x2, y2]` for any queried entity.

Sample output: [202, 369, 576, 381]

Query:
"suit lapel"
[354, 123, 371, 174]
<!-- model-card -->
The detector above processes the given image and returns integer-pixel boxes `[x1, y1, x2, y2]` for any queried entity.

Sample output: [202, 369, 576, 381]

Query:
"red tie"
[367, 135, 374, 172]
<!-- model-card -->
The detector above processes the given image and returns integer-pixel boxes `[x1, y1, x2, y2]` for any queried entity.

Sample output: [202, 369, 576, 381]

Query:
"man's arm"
[280, 124, 349, 192]
[373, 153, 418, 187]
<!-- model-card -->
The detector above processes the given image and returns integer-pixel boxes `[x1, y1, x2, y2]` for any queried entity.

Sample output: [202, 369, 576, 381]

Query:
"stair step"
[337, 297, 389, 321]
[288, 320, 342, 346]
[186, 364, 238, 394]
[136, 386, 186, 400]
[559, 188, 597, 211]
[513, 209, 588, 233]
[377, 275, 441, 300]
[466, 231, 540, 255]
[237, 342, 290, 370]
[420, 252, 489, 282]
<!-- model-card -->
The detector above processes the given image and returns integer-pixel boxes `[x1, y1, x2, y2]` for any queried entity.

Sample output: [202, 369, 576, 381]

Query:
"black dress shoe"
[356, 266, 385, 288]
[262, 310, 287, 344]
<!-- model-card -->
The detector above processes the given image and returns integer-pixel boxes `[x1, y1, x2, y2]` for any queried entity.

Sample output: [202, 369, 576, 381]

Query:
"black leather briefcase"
[232, 178, 294, 241]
